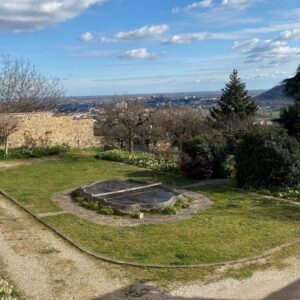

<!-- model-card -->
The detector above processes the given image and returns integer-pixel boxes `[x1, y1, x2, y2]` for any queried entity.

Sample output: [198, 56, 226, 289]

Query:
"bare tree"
[0, 115, 18, 156]
[0, 55, 65, 113]
[152, 107, 208, 150]
[103, 101, 151, 152]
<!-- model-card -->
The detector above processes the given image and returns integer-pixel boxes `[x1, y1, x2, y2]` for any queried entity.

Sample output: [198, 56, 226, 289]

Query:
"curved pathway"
[0, 194, 126, 300]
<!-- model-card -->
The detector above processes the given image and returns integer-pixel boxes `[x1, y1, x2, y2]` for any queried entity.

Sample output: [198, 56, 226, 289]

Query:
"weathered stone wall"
[2, 112, 102, 148]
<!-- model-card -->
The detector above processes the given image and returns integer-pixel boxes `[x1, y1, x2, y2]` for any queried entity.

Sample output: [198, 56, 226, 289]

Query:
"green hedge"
[0, 145, 69, 159]
[96, 149, 179, 173]
[236, 125, 300, 189]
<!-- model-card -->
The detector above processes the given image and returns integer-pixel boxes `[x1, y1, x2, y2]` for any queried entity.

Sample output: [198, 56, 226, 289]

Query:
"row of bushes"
[96, 149, 179, 173]
[180, 125, 300, 189]
[0, 145, 69, 159]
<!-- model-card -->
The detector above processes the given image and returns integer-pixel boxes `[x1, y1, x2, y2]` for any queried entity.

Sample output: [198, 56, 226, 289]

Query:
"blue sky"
[0, 0, 300, 95]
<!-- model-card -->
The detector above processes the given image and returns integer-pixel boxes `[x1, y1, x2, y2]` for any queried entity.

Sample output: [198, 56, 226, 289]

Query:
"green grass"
[0, 157, 189, 213]
[0, 158, 299, 266]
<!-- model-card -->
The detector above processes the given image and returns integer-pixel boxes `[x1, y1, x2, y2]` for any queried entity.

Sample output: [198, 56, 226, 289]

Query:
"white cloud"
[165, 33, 208, 44]
[121, 48, 163, 60]
[114, 24, 169, 41]
[79, 31, 94, 42]
[232, 31, 300, 65]
[280, 29, 300, 41]
[0, 0, 107, 32]
[80, 24, 169, 43]
[221, 0, 256, 9]
[172, 0, 213, 14]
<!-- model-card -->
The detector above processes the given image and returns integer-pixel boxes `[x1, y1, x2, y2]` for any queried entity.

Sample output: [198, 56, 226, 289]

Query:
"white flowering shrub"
[273, 187, 300, 201]
[0, 278, 17, 300]
[258, 186, 300, 202]
[97, 149, 179, 173]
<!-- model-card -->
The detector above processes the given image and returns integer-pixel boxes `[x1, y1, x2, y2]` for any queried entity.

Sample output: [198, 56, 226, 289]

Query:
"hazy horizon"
[1, 0, 299, 95]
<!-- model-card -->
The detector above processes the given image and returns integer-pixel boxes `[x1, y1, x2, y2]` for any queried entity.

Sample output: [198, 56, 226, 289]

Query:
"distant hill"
[256, 85, 293, 101]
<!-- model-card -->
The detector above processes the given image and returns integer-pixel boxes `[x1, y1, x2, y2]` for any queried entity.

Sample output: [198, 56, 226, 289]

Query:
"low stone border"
[51, 188, 214, 227]
[1, 189, 300, 269]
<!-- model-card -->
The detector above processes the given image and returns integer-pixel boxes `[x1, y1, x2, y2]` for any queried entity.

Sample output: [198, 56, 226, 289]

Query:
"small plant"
[130, 211, 142, 219]
[96, 149, 179, 173]
[0, 278, 17, 300]
[174, 199, 190, 210]
[163, 206, 178, 215]
[97, 207, 114, 215]
[73, 196, 116, 215]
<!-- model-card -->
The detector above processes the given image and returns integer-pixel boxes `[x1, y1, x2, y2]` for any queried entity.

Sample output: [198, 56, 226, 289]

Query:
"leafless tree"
[103, 101, 152, 152]
[0, 115, 18, 156]
[0, 55, 65, 113]
[152, 107, 208, 150]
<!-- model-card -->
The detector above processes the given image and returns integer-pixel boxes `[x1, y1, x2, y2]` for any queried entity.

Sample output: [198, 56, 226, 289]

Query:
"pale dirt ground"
[0, 194, 127, 300]
[1, 159, 300, 300]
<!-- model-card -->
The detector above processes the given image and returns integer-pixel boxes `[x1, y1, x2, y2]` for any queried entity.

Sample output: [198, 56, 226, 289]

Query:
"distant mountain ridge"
[256, 85, 293, 101]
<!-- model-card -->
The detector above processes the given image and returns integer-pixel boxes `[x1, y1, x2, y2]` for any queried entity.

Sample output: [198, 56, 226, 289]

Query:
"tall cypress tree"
[211, 69, 258, 124]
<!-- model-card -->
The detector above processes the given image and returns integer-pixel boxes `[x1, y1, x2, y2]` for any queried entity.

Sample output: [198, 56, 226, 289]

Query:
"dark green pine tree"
[211, 69, 258, 125]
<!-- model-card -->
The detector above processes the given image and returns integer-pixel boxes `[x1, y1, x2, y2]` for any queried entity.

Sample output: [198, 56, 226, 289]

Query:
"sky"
[0, 0, 300, 96]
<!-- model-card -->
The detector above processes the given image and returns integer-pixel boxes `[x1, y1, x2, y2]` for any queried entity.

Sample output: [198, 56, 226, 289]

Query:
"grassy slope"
[0, 157, 299, 265]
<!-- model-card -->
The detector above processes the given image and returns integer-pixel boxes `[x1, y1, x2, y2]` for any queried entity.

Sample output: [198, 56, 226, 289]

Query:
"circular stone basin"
[72, 180, 183, 214]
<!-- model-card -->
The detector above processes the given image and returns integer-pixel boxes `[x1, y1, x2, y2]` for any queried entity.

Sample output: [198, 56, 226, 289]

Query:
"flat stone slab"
[51, 188, 214, 227]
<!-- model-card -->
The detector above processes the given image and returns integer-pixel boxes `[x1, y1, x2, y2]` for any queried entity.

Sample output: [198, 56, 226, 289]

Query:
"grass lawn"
[0, 156, 189, 213]
[0, 157, 299, 266]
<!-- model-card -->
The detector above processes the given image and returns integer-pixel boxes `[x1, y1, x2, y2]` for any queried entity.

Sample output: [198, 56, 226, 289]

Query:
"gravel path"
[171, 257, 300, 299]
[0, 194, 126, 300]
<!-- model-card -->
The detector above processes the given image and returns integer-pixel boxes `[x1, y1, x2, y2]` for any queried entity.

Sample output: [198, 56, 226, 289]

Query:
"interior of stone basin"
[78, 180, 182, 213]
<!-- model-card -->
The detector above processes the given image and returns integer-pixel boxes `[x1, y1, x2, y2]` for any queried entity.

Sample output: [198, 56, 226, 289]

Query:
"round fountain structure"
[72, 179, 183, 214]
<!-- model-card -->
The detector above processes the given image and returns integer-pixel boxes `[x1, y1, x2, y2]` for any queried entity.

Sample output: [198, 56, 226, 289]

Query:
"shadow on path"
[94, 283, 225, 300]
[263, 279, 300, 300]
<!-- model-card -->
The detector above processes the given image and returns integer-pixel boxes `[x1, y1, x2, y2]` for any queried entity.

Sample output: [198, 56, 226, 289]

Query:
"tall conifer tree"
[210, 69, 258, 149]
[211, 69, 258, 124]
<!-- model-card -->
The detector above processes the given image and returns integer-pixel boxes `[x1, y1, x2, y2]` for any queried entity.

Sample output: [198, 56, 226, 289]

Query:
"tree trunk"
[128, 132, 134, 153]
[4, 137, 8, 156]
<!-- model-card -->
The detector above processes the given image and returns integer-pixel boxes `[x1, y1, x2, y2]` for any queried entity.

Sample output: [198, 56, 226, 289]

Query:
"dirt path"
[0, 194, 126, 300]
[171, 258, 300, 300]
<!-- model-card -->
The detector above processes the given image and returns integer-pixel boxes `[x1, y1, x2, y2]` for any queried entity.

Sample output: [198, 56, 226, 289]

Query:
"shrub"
[0, 144, 69, 159]
[96, 149, 179, 173]
[0, 278, 16, 300]
[163, 206, 178, 215]
[97, 207, 114, 215]
[236, 125, 300, 189]
[180, 132, 228, 179]
[222, 155, 236, 178]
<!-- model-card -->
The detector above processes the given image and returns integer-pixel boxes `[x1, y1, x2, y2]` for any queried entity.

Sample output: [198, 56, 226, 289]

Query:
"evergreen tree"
[210, 69, 258, 148]
[211, 69, 258, 124]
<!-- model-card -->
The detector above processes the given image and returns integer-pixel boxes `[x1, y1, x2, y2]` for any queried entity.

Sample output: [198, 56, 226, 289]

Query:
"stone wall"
[2, 112, 102, 148]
